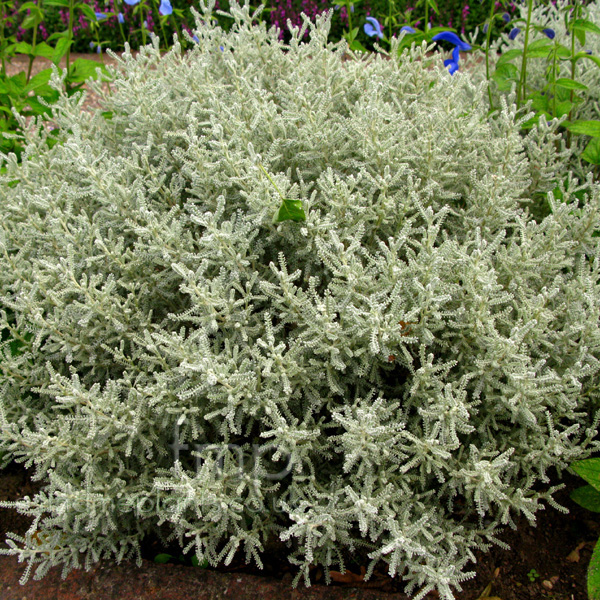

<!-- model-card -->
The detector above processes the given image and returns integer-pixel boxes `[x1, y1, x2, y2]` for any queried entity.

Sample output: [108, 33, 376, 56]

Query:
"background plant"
[568, 456, 600, 599]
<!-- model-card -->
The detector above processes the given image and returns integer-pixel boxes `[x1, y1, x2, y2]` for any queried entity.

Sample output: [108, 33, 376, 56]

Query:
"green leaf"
[572, 18, 600, 35]
[574, 52, 600, 70]
[555, 100, 574, 119]
[20, 13, 43, 30]
[52, 37, 72, 65]
[349, 40, 367, 52]
[553, 43, 572, 58]
[101, 111, 113, 120]
[18, 2, 41, 12]
[7, 73, 26, 94]
[555, 77, 588, 91]
[273, 198, 306, 223]
[153, 553, 173, 564]
[12, 42, 34, 56]
[572, 458, 600, 491]
[527, 45, 552, 59]
[570, 484, 600, 512]
[23, 69, 52, 94]
[191, 555, 209, 568]
[427, 0, 439, 14]
[589, 539, 600, 600]
[43, 0, 70, 5]
[33, 42, 57, 60]
[425, 27, 457, 36]
[528, 91, 549, 113]
[575, 27, 586, 47]
[565, 120, 600, 137]
[583, 138, 600, 165]
[66, 58, 108, 83]
[528, 38, 553, 50]
[492, 63, 519, 91]
[496, 48, 523, 67]
[26, 96, 56, 116]
[79, 4, 99, 23]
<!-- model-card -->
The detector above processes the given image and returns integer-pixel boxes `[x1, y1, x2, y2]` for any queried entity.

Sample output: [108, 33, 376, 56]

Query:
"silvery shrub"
[1, 2, 600, 598]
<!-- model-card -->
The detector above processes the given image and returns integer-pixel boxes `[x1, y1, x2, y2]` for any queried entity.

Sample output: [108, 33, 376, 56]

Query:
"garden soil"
[0, 52, 596, 600]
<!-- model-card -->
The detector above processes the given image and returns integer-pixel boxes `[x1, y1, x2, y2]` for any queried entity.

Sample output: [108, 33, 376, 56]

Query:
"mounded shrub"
[1, 2, 600, 598]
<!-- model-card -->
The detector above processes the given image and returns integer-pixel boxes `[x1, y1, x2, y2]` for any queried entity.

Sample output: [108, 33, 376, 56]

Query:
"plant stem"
[567, 0, 579, 149]
[346, 1, 353, 37]
[258, 163, 284, 199]
[484, 1, 496, 111]
[424, 0, 429, 31]
[0, 2, 6, 76]
[117, 1, 128, 51]
[65, 0, 75, 90]
[169, 14, 182, 50]
[152, 0, 168, 51]
[552, 41, 557, 119]
[26, 26, 37, 84]
[140, 5, 147, 47]
[517, 0, 534, 110]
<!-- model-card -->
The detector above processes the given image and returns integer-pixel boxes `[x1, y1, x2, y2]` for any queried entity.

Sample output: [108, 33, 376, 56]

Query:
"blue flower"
[542, 28, 555, 39]
[502, 12, 510, 23]
[89, 41, 95, 49]
[192, 35, 199, 43]
[118, 12, 124, 24]
[123, 0, 139, 5]
[483, 23, 489, 33]
[220, 45, 224, 51]
[400, 25, 416, 34]
[159, 0, 173, 16]
[443, 46, 461, 75]
[432, 32, 471, 75]
[508, 27, 520, 40]
[97, 45, 102, 54]
[95, 12, 107, 20]
[432, 31, 471, 52]
[364, 16, 384, 39]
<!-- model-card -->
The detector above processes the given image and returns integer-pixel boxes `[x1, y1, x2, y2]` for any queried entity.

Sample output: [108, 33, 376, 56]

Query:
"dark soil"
[0, 458, 594, 600]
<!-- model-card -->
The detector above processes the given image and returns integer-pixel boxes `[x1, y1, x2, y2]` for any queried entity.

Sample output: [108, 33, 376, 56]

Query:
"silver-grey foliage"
[1, 2, 600, 598]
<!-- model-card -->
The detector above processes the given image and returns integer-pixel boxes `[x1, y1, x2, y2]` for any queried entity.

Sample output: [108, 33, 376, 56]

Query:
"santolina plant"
[1, 2, 600, 598]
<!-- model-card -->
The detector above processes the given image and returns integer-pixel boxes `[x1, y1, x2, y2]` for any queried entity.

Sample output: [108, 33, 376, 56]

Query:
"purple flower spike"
[502, 12, 510, 23]
[400, 25, 416, 34]
[508, 27, 520, 40]
[118, 12, 124, 24]
[542, 28, 555, 39]
[159, 0, 173, 16]
[364, 16, 384, 39]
